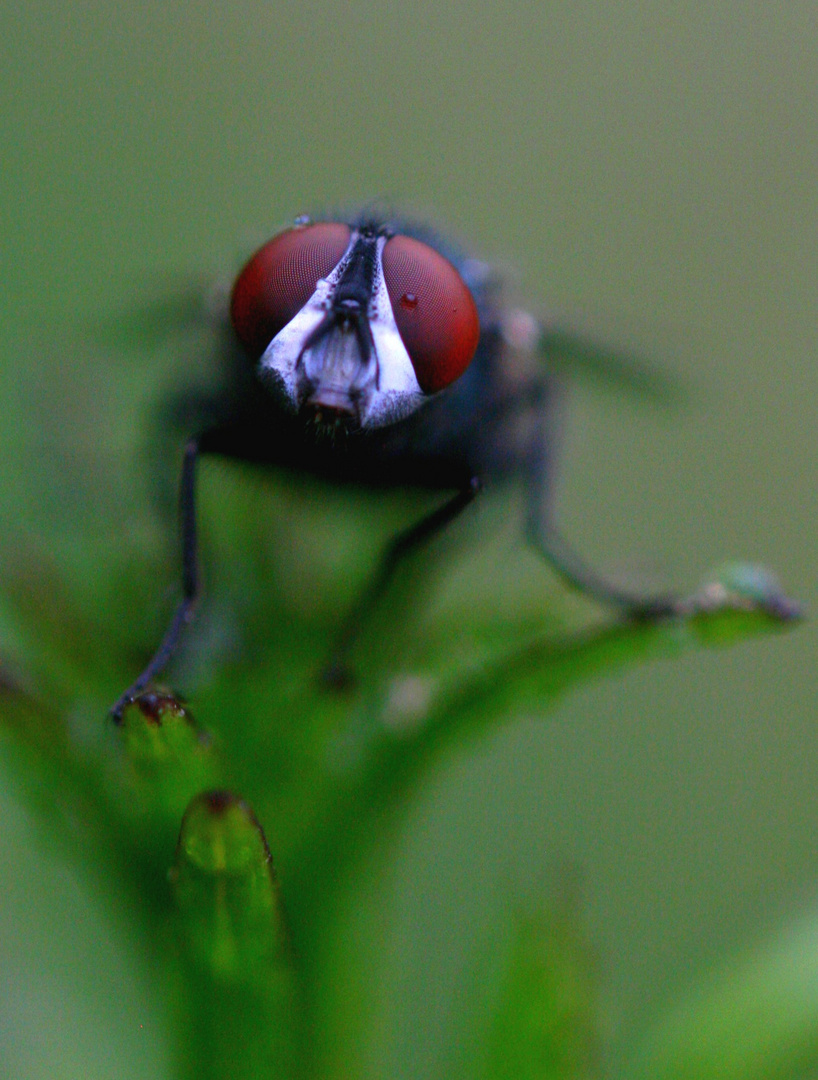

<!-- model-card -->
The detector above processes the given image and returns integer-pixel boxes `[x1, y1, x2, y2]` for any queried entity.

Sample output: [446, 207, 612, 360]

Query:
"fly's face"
[230, 220, 481, 430]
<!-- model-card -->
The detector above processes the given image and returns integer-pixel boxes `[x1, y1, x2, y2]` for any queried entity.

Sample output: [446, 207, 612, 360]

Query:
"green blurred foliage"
[0, 449, 801, 1078]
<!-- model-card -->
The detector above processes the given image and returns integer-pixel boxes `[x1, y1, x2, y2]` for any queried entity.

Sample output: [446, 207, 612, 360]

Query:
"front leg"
[325, 476, 481, 687]
[110, 435, 203, 721]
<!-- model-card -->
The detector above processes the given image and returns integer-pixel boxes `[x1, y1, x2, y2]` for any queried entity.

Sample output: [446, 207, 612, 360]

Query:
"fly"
[111, 212, 678, 719]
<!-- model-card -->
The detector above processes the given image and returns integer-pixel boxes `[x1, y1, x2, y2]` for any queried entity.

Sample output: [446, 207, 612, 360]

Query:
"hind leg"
[325, 477, 481, 685]
[522, 376, 677, 618]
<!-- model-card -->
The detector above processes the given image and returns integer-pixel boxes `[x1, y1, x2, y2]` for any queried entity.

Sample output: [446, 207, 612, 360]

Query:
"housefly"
[110, 212, 677, 719]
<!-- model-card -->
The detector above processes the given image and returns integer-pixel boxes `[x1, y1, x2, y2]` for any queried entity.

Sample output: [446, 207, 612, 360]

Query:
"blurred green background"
[1, 3, 816, 1078]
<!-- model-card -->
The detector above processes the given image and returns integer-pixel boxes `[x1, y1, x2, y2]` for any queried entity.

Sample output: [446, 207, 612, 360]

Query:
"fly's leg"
[325, 477, 481, 686]
[524, 380, 678, 619]
[110, 436, 202, 721]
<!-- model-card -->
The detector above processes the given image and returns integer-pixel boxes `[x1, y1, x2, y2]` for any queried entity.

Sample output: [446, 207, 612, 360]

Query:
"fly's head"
[230, 218, 481, 433]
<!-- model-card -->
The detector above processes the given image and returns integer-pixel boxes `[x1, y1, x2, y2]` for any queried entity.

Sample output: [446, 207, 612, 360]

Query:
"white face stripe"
[258, 229, 425, 429]
[361, 235, 423, 426]
[258, 234, 356, 403]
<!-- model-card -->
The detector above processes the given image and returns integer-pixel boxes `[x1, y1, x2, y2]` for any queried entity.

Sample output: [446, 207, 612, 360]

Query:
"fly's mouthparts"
[302, 400, 359, 443]
[307, 386, 356, 415]
[302, 382, 360, 434]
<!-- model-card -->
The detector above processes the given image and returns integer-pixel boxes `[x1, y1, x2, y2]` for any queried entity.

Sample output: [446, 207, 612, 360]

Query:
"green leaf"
[171, 789, 289, 981]
[289, 562, 801, 918]
[485, 899, 598, 1080]
[111, 691, 221, 851]
[623, 912, 818, 1080]
[170, 791, 300, 1080]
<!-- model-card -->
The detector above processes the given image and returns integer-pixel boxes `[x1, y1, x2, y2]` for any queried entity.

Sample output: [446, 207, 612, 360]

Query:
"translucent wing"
[502, 306, 684, 407]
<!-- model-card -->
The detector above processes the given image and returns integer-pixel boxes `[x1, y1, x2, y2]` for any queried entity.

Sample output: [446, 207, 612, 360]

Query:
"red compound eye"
[382, 234, 480, 394]
[230, 222, 351, 358]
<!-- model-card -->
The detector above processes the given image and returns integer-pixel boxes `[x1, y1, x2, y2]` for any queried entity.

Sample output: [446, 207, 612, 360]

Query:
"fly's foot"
[622, 595, 680, 622]
[109, 685, 186, 725]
